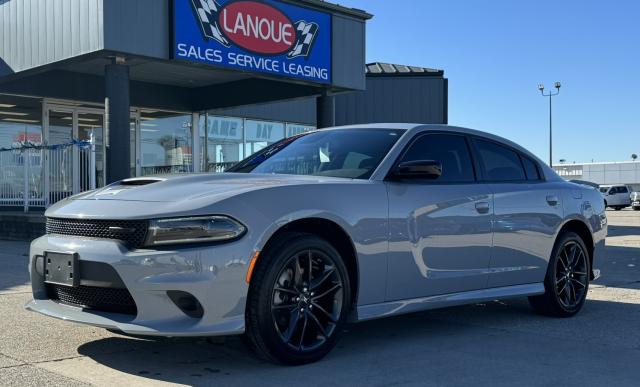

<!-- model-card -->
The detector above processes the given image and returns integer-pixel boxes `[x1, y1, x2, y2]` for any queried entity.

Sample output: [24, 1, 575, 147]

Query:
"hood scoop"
[118, 177, 166, 186]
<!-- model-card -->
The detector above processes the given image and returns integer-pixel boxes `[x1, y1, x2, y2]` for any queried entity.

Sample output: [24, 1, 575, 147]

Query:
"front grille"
[46, 218, 148, 247]
[46, 283, 138, 315]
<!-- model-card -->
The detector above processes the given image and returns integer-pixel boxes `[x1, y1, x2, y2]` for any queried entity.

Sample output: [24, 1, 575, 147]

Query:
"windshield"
[228, 128, 404, 179]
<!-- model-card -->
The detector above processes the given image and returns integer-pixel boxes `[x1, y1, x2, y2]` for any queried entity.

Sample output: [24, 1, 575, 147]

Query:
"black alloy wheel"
[245, 232, 351, 365]
[529, 231, 590, 317]
[271, 248, 344, 352]
[554, 240, 589, 310]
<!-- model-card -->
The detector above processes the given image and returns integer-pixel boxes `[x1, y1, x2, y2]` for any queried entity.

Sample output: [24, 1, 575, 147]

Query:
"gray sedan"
[27, 124, 606, 364]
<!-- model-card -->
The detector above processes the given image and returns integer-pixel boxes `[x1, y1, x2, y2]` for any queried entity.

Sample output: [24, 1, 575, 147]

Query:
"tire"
[614, 206, 623, 211]
[244, 232, 351, 365]
[633, 207, 640, 211]
[528, 231, 590, 317]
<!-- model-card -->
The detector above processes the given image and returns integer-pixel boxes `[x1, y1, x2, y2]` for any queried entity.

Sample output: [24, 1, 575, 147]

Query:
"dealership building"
[0, 0, 447, 236]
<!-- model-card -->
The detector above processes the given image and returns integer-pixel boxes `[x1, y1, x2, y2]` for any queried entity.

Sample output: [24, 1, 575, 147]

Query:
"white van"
[599, 185, 631, 210]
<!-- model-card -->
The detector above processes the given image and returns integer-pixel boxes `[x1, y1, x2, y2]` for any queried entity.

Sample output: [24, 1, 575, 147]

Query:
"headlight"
[145, 215, 246, 246]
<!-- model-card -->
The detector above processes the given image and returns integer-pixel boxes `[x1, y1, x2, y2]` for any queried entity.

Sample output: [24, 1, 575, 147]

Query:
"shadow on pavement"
[606, 224, 640, 238]
[76, 297, 640, 386]
[0, 240, 30, 293]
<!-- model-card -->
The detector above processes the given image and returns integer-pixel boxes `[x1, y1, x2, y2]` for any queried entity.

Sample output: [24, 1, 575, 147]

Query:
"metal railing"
[0, 141, 95, 211]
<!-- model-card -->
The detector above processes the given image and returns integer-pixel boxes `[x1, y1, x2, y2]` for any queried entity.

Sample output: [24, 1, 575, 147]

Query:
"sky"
[337, 0, 640, 164]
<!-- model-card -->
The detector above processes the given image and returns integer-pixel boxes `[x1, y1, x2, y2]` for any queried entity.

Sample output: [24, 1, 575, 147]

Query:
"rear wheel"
[614, 206, 623, 211]
[244, 233, 350, 365]
[633, 207, 640, 211]
[529, 231, 590, 317]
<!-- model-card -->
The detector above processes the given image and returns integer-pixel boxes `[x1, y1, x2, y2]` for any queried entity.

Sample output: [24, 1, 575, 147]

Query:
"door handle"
[475, 201, 490, 214]
[546, 195, 559, 206]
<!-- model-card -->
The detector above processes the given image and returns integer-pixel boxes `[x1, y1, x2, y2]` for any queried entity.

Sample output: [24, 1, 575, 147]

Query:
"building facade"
[554, 161, 640, 191]
[0, 0, 447, 212]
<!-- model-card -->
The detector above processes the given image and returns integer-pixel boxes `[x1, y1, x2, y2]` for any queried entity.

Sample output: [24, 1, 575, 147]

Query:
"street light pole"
[538, 82, 561, 166]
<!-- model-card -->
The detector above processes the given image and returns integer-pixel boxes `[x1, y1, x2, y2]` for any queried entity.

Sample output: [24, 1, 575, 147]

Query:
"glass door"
[47, 109, 75, 201]
[45, 105, 105, 200]
[76, 109, 105, 189]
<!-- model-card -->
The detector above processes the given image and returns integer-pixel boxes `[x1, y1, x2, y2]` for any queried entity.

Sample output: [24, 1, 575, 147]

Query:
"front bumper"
[26, 235, 252, 337]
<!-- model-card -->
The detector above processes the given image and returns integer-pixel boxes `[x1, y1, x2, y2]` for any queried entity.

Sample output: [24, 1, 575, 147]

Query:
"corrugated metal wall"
[335, 77, 447, 126]
[206, 76, 447, 126]
[0, 0, 104, 75]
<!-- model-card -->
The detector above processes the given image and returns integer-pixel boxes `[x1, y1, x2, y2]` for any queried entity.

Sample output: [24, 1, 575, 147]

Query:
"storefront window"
[139, 111, 193, 176]
[0, 95, 43, 203]
[199, 113, 315, 173]
[201, 115, 244, 172]
[244, 119, 285, 155]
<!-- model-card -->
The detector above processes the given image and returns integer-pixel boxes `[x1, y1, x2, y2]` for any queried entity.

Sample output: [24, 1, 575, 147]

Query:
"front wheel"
[529, 231, 590, 317]
[633, 206, 640, 211]
[244, 232, 351, 365]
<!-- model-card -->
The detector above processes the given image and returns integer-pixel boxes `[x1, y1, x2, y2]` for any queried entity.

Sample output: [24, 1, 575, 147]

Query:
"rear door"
[385, 133, 494, 300]
[471, 138, 564, 288]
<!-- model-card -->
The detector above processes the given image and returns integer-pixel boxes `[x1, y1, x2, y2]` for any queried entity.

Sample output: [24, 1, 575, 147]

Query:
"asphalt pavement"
[1, 209, 639, 386]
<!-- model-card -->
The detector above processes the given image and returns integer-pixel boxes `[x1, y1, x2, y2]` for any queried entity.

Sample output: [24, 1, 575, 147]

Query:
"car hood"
[45, 173, 356, 219]
[75, 173, 352, 202]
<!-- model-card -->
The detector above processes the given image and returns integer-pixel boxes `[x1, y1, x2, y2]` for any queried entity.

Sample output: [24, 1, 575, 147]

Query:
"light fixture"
[0, 111, 28, 116]
[554, 81, 561, 89]
[61, 117, 99, 122]
[0, 103, 16, 108]
[538, 84, 544, 91]
[2, 118, 40, 123]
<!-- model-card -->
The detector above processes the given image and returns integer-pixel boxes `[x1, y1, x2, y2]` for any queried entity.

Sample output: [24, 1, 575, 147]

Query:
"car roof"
[324, 123, 542, 160]
[323, 123, 562, 182]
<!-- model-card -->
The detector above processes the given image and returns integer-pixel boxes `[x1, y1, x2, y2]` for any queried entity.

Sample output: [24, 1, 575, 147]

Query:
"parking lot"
[0, 210, 639, 387]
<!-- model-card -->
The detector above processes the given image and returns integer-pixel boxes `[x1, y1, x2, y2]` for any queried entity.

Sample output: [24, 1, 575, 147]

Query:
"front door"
[386, 133, 494, 301]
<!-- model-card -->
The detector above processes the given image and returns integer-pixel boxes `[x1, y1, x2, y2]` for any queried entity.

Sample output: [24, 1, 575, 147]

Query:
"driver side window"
[399, 134, 476, 183]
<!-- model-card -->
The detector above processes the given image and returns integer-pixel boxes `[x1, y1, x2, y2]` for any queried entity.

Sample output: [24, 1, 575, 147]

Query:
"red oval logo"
[219, 1, 295, 55]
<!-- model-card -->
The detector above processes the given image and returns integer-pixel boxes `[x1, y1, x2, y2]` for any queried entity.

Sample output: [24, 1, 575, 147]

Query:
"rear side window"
[521, 156, 541, 181]
[475, 139, 526, 181]
[399, 134, 475, 183]
[618, 186, 629, 194]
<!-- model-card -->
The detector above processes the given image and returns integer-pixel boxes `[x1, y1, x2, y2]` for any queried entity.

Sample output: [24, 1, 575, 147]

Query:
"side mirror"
[391, 160, 442, 180]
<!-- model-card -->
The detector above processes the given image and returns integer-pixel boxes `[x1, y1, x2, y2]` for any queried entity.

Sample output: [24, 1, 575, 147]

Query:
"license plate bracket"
[44, 252, 79, 287]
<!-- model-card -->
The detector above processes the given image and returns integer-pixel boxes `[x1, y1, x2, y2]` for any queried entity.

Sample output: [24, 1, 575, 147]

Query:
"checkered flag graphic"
[287, 21, 319, 59]
[190, 0, 230, 47]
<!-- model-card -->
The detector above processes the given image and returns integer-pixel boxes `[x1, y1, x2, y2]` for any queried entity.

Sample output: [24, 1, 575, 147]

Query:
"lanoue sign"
[173, 0, 332, 83]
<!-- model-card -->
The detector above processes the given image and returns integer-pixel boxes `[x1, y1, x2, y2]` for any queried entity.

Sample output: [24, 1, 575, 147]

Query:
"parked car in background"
[631, 191, 640, 211]
[599, 185, 631, 210]
[26, 124, 606, 365]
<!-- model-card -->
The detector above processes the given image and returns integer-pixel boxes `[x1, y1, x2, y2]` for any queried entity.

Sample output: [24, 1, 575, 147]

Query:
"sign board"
[204, 116, 243, 140]
[245, 119, 285, 143]
[285, 123, 315, 137]
[174, 0, 332, 84]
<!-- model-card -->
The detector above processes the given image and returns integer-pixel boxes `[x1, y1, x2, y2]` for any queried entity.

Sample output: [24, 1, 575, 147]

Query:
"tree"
[632, 154, 638, 161]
